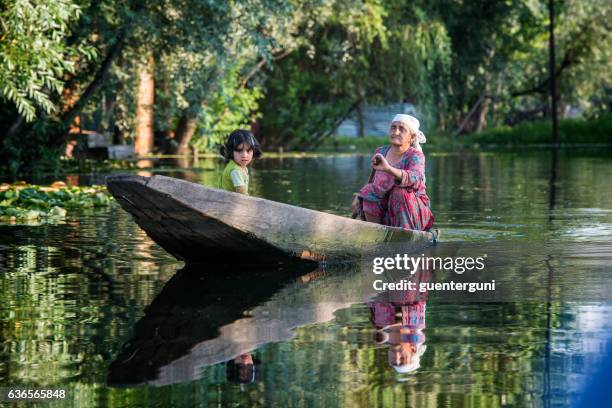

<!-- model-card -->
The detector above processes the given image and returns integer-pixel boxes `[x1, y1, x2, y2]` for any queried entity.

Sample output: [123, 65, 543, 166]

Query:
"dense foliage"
[0, 0, 89, 120]
[258, 0, 453, 149]
[0, 0, 610, 173]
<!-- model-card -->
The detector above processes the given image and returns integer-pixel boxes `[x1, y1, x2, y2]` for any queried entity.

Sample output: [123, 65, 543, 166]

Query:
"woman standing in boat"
[353, 114, 434, 231]
[219, 129, 262, 195]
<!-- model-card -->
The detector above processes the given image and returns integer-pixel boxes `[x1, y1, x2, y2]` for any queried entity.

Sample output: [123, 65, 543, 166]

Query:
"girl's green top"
[219, 160, 249, 194]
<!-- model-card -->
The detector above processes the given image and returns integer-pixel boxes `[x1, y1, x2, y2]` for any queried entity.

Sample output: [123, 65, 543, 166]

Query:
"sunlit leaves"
[0, 0, 96, 121]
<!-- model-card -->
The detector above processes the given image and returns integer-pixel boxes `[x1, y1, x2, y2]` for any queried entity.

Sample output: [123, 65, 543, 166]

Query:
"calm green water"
[1, 149, 611, 407]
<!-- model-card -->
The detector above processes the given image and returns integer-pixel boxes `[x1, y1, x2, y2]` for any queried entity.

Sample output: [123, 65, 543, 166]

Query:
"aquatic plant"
[0, 181, 112, 223]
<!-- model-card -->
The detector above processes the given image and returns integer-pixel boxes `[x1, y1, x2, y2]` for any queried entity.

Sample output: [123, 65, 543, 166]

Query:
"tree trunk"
[356, 101, 365, 138]
[156, 79, 175, 153]
[59, 30, 128, 135]
[307, 99, 363, 150]
[134, 55, 155, 156]
[475, 96, 489, 132]
[5, 115, 24, 141]
[112, 80, 127, 145]
[438, 111, 446, 132]
[453, 94, 484, 136]
[492, 76, 502, 127]
[548, 0, 558, 146]
[172, 111, 198, 155]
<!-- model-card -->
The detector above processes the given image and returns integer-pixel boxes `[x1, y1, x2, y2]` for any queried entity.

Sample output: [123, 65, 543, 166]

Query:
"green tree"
[508, 0, 611, 118]
[258, 0, 452, 150]
[0, 0, 298, 172]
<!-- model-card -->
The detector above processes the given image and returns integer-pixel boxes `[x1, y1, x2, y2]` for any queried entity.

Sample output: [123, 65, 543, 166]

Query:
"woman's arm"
[372, 150, 425, 189]
[396, 150, 425, 188]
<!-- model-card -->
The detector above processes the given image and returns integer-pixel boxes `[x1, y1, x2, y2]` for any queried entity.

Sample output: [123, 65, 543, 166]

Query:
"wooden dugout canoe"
[106, 174, 436, 264]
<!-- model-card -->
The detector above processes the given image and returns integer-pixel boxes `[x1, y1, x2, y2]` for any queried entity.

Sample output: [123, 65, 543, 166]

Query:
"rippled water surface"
[1, 149, 611, 407]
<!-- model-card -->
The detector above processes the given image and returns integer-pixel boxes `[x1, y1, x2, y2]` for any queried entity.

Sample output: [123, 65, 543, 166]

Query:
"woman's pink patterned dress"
[357, 145, 434, 231]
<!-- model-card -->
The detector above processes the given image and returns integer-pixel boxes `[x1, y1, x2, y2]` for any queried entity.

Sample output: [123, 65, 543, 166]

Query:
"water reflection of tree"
[199, 302, 552, 407]
[180, 266, 561, 407]
[0, 206, 179, 393]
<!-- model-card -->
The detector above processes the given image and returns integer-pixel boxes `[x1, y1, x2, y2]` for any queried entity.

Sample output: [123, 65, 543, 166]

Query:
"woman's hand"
[372, 153, 391, 172]
[351, 194, 360, 218]
[372, 153, 403, 181]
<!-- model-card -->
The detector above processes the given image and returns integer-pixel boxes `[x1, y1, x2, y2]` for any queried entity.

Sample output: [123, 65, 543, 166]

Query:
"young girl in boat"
[353, 114, 434, 231]
[219, 129, 262, 194]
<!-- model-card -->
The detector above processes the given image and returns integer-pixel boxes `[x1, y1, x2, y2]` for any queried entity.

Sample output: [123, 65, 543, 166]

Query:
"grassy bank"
[320, 115, 612, 152]
[462, 115, 612, 146]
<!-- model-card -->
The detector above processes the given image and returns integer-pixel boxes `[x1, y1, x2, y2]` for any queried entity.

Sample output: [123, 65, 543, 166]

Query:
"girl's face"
[388, 121, 415, 148]
[233, 143, 254, 167]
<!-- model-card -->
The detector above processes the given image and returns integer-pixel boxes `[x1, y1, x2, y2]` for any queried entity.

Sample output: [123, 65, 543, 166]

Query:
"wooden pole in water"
[548, 0, 558, 147]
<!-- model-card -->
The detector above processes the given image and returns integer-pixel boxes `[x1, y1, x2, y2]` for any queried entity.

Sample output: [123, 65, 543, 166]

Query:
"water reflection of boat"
[106, 175, 436, 263]
[108, 260, 433, 386]
[108, 263, 317, 386]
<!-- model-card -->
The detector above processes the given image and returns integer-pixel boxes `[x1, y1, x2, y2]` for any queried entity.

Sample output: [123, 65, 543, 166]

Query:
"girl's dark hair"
[219, 129, 262, 163]
[226, 358, 261, 384]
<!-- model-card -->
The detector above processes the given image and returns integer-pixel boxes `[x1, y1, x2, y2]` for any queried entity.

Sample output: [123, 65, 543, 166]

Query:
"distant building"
[334, 103, 417, 137]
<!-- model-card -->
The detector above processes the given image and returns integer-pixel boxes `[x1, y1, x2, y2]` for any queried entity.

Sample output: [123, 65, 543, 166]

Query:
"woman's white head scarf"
[392, 114, 427, 144]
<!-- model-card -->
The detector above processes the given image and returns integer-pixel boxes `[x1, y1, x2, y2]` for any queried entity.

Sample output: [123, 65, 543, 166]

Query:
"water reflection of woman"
[373, 302, 427, 373]
[369, 266, 430, 374]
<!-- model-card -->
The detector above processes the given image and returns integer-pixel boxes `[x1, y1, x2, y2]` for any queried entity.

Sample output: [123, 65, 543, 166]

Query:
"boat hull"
[107, 175, 435, 264]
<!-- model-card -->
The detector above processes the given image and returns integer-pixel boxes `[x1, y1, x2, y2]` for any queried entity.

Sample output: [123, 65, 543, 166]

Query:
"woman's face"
[388, 121, 415, 148]
[388, 343, 416, 366]
[233, 143, 254, 167]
